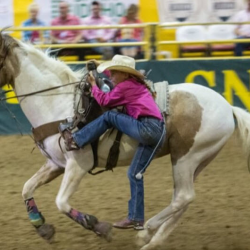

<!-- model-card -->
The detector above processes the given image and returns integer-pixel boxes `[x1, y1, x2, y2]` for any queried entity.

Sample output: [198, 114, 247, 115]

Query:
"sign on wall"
[157, 0, 246, 23]
[0, 0, 13, 27]
[2, 59, 250, 134]
[35, 0, 139, 25]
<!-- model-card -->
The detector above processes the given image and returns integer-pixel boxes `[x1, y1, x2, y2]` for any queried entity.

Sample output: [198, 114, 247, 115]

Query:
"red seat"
[207, 25, 236, 56]
[176, 26, 208, 57]
[181, 45, 208, 52]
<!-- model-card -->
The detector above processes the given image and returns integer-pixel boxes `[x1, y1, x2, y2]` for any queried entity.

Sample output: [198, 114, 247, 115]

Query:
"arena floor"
[0, 134, 249, 250]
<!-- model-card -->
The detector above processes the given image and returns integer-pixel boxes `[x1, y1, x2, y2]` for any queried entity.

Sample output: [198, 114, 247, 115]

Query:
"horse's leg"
[22, 160, 64, 241]
[137, 157, 196, 250]
[140, 152, 223, 250]
[55, 157, 113, 242]
[138, 136, 233, 250]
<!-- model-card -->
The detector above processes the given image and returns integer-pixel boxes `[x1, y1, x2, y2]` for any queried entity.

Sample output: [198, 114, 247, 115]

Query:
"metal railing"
[156, 21, 250, 60]
[4, 22, 250, 61]
[5, 24, 151, 62]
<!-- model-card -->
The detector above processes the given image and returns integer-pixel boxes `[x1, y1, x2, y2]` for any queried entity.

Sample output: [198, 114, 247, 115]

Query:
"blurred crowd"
[22, 1, 144, 60]
[21, 0, 250, 59]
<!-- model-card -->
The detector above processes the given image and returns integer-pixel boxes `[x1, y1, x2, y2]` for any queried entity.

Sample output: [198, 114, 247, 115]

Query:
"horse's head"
[0, 32, 22, 88]
[72, 69, 104, 128]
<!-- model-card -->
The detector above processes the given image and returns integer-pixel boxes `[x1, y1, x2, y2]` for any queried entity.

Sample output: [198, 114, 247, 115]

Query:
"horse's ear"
[0, 27, 8, 45]
[0, 29, 3, 44]
[0, 26, 12, 38]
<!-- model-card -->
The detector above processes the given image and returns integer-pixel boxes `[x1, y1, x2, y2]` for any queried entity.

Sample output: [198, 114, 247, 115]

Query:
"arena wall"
[1, 59, 250, 134]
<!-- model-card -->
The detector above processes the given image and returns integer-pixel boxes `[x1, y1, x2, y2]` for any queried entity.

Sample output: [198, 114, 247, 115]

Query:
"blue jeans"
[86, 39, 114, 55]
[235, 36, 250, 56]
[118, 38, 140, 49]
[73, 111, 165, 221]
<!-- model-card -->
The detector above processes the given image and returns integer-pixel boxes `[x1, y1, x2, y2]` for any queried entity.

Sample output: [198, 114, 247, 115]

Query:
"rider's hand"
[96, 37, 106, 43]
[88, 71, 97, 87]
[87, 59, 100, 68]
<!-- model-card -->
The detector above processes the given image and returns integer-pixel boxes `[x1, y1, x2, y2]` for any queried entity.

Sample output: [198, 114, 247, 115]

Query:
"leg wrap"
[25, 198, 45, 228]
[66, 208, 98, 231]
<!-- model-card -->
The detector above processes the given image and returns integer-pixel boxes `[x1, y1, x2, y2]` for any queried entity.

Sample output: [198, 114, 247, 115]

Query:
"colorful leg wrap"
[25, 197, 45, 228]
[66, 208, 98, 230]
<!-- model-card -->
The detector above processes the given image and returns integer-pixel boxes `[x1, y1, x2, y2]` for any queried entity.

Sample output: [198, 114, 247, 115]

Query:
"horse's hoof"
[36, 223, 55, 242]
[136, 229, 151, 247]
[94, 222, 113, 242]
[136, 225, 156, 247]
[139, 243, 160, 250]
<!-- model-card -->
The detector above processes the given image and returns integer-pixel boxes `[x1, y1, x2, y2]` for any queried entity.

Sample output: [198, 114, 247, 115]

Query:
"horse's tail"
[232, 106, 250, 160]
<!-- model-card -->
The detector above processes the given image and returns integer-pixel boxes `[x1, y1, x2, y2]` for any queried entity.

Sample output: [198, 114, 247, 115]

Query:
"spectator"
[82, 1, 114, 59]
[234, 0, 250, 56]
[50, 1, 82, 44]
[116, 4, 143, 58]
[22, 3, 49, 43]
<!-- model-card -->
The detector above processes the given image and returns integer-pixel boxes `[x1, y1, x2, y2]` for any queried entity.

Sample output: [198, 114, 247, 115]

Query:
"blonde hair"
[28, 3, 39, 12]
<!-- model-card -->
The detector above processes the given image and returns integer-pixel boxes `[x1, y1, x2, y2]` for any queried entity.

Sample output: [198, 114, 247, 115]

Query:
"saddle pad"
[152, 81, 170, 115]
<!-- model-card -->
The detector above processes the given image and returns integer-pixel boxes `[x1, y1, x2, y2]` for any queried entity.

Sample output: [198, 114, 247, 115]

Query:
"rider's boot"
[58, 122, 79, 151]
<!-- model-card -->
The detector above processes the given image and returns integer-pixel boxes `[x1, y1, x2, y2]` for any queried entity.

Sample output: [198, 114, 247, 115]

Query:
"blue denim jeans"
[235, 36, 250, 56]
[87, 39, 114, 55]
[73, 110, 165, 221]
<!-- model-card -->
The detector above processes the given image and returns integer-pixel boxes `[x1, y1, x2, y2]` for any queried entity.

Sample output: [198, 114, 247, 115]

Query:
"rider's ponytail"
[129, 75, 156, 99]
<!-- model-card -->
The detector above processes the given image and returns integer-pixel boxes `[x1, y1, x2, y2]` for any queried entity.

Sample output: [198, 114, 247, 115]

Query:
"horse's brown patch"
[157, 90, 203, 165]
[0, 34, 22, 88]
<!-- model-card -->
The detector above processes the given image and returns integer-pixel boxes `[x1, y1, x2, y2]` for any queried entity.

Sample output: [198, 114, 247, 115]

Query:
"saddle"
[32, 67, 123, 175]
[61, 68, 123, 175]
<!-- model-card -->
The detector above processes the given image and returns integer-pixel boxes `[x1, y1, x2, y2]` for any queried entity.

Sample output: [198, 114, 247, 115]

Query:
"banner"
[35, 0, 139, 25]
[157, 0, 246, 23]
[0, 0, 13, 27]
[2, 58, 250, 134]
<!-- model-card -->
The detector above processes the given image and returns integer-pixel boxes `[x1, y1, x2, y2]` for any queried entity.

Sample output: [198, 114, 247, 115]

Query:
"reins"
[0, 68, 89, 158]
[0, 79, 83, 101]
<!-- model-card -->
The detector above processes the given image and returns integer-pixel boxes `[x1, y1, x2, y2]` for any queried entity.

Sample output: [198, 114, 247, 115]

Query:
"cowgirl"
[60, 55, 165, 230]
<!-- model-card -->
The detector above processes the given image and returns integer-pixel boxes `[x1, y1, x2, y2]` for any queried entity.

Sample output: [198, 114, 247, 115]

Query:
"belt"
[138, 116, 162, 122]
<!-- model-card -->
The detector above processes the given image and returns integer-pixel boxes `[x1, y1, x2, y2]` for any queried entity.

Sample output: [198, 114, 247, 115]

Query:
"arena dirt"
[0, 133, 249, 250]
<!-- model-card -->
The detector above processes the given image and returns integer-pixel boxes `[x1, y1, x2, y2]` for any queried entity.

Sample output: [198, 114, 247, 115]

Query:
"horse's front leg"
[56, 154, 113, 242]
[22, 160, 64, 241]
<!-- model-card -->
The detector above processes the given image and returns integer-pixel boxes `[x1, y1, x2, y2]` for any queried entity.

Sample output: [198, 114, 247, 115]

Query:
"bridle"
[71, 70, 104, 129]
[0, 44, 9, 72]
[0, 34, 104, 136]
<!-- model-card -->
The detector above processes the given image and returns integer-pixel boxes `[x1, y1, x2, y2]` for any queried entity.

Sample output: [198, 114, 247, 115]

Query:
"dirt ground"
[0, 134, 250, 250]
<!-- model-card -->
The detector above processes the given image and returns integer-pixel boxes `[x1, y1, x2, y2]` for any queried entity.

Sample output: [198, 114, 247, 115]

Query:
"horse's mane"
[0, 33, 86, 88]
[19, 41, 84, 83]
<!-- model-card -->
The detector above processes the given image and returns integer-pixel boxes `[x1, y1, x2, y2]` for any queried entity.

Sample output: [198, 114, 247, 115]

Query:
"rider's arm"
[91, 84, 126, 107]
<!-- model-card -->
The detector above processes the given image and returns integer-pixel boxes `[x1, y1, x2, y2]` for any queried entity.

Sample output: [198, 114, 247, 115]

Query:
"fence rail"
[3, 22, 250, 61]
[2, 24, 151, 61]
[159, 21, 250, 27]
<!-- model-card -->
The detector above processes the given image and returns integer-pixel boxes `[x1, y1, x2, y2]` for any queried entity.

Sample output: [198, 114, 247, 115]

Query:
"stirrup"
[58, 123, 79, 151]
[58, 121, 74, 134]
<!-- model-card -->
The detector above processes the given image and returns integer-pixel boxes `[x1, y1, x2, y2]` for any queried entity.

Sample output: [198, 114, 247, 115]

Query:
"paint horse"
[0, 33, 249, 250]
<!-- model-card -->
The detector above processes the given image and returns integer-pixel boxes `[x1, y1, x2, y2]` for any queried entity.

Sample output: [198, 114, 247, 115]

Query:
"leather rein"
[0, 70, 123, 176]
[0, 79, 82, 102]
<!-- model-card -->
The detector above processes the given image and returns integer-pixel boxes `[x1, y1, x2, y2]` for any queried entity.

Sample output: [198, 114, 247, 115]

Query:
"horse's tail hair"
[232, 106, 250, 163]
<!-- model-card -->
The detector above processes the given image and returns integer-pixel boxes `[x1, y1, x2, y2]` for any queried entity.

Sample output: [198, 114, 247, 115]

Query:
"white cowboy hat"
[97, 55, 144, 79]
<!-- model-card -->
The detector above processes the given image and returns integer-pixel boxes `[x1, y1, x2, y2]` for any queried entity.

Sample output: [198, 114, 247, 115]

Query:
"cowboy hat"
[97, 55, 144, 79]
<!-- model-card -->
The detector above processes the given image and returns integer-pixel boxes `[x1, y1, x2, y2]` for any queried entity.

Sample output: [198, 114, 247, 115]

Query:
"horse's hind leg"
[22, 160, 64, 241]
[138, 136, 232, 250]
[137, 157, 196, 250]
[55, 157, 113, 242]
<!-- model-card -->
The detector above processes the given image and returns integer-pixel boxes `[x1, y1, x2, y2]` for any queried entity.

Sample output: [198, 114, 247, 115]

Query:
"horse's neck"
[14, 51, 76, 128]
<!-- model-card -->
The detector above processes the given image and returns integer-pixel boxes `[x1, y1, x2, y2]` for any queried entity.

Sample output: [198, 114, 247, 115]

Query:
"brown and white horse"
[0, 33, 249, 250]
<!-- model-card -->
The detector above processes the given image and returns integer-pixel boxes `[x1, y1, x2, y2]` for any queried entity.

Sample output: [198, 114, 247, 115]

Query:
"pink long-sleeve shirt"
[91, 78, 162, 120]
[51, 15, 82, 42]
[82, 15, 114, 41]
